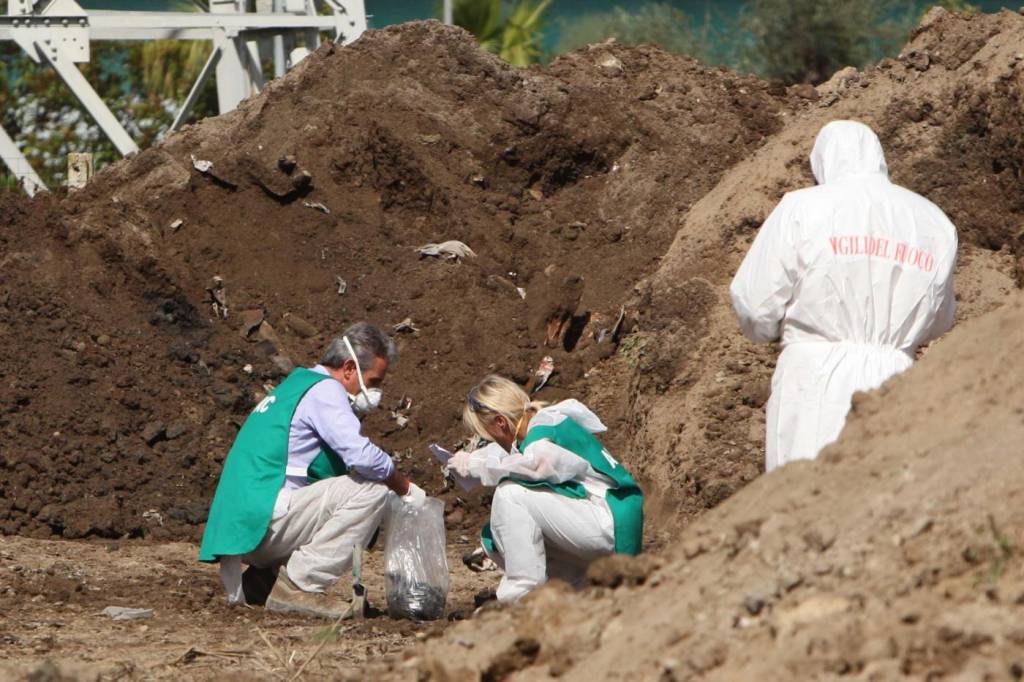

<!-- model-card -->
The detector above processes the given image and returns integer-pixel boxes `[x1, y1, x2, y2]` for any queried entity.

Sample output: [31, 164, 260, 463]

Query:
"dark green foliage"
[739, 0, 912, 84]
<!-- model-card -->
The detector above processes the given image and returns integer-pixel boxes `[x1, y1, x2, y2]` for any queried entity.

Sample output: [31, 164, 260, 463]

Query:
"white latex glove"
[447, 451, 473, 478]
[402, 482, 427, 509]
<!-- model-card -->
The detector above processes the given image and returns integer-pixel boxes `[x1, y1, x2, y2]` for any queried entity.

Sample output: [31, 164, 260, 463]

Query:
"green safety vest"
[481, 416, 644, 556]
[198, 368, 348, 562]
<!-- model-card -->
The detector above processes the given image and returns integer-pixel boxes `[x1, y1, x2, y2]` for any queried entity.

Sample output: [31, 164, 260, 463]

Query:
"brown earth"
[408, 291, 1024, 682]
[1, 7, 1024, 680]
[0, 21, 790, 542]
[396, 8, 1024, 680]
[0, 533, 496, 680]
[612, 6, 1023, 524]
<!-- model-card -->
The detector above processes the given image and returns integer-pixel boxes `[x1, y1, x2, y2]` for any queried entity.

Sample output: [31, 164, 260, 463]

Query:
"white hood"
[810, 120, 889, 185]
[537, 399, 607, 434]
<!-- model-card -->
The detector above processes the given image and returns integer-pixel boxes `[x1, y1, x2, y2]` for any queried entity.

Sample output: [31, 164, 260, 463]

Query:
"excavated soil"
[408, 292, 1024, 681]
[397, 9, 1024, 679]
[0, 21, 789, 542]
[2, 8, 1024, 680]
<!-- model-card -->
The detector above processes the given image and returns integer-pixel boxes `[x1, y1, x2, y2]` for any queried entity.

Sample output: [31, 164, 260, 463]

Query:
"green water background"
[76, 0, 1012, 53]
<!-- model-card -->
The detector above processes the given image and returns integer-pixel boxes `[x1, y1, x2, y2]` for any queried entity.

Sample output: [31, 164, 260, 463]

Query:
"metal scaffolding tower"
[0, 0, 367, 196]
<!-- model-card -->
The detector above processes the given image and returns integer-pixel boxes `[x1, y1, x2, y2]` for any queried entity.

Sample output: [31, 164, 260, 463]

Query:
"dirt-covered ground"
[0, 20, 791, 542]
[406, 291, 1024, 681]
[0, 534, 495, 680]
[2, 8, 1023, 680]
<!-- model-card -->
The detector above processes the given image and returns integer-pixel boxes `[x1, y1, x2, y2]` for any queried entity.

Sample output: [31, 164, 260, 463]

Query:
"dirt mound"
[2, 9, 1024, 681]
[599, 7, 1023, 523]
[0, 21, 791, 540]
[406, 279, 1024, 682]
[391, 10, 1024, 679]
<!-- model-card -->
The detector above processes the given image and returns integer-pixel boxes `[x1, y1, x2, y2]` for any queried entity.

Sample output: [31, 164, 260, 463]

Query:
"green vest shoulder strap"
[482, 417, 644, 556]
[520, 420, 639, 490]
[198, 368, 332, 562]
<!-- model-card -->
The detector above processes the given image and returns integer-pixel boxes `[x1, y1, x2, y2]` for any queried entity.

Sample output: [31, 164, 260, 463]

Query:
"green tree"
[443, 0, 552, 66]
[924, 0, 979, 15]
[0, 0, 218, 191]
[500, 0, 553, 66]
[0, 40, 218, 191]
[740, 0, 911, 84]
[140, 40, 214, 101]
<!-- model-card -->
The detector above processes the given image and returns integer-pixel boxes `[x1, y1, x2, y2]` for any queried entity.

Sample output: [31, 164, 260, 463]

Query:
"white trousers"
[244, 475, 391, 592]
[485, 481, 615, 602]
[766, 341, 912, 471]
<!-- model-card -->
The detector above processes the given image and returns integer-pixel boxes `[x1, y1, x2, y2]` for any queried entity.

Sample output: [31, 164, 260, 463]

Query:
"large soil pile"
[410, 291, 1024, 680]
[392, 9, 1024, 679]
[0, 21, 790, 540]
[603, 6, 1023, 522]
[1, 8, 1023, 681]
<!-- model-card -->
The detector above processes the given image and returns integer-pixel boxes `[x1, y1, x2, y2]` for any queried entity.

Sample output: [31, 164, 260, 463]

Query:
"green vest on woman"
[482, 416, 644, 556]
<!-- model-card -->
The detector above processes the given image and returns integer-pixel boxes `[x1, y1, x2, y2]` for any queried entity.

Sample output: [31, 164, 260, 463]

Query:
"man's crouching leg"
[265, 476, 391, 619]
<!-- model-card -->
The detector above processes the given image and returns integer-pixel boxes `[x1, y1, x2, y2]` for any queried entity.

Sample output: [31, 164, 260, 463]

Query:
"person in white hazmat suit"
[447, 375, 644, 602]
[730, 120, 957, 472]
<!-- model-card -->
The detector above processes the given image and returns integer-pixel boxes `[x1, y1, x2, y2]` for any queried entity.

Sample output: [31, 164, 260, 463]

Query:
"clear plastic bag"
[383, 495, 449, 620]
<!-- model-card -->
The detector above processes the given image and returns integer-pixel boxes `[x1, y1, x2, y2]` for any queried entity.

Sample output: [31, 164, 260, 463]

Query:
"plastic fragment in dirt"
[206, 276, 228, 319]
[391, 396, 412, 429]
[101, 606, 154, 621]
[597, 53, 624, 73]
[462, 548, 498, 573]
[393, 318, 420, 334]
[531, 356, 555, 394]
[335, 276, 347, 295]
[415, 240, 476, 261]
[302, 201, 331, 214]
[190, 155, 212, 173]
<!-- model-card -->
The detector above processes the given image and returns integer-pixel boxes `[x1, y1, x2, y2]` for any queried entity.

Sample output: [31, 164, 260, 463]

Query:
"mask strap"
[342, 336, 370, 395]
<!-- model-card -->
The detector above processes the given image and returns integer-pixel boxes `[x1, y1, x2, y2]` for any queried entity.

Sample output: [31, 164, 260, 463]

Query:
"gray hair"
[320, 321, 398, 370]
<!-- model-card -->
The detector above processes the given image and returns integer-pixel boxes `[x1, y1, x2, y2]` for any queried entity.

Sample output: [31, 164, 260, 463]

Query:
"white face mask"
[343, 336, 383, 416]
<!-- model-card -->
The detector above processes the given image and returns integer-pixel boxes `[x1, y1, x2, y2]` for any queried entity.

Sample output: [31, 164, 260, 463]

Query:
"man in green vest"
[199, 322, 426, 619]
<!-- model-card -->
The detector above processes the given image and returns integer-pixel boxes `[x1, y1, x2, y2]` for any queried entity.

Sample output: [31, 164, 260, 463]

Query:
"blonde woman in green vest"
[198, 322, 426, 619]
[449, 375, 643, 602]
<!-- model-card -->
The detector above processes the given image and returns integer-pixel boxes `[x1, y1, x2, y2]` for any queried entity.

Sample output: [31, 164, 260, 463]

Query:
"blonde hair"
[463, 374, 546, 442]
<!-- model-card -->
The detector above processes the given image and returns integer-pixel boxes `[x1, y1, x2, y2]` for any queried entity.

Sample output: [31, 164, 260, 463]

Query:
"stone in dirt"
[101, 606, 153, 621]
[282, 313, 318, 339]
[141, 422, 166, 446]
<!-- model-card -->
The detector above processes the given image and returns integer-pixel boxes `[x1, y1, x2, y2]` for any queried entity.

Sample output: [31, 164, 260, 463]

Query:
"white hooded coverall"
[730, 121, 957, 471]
[465, 400, 617, 602]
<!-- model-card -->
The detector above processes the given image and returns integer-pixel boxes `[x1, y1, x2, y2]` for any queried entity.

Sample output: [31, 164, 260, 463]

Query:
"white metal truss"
[0, 124, 46, 196]
[1, 0, 367, 194]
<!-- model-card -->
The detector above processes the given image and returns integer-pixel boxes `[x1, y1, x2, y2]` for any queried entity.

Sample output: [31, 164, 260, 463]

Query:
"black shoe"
[242, 565, 278, 606]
